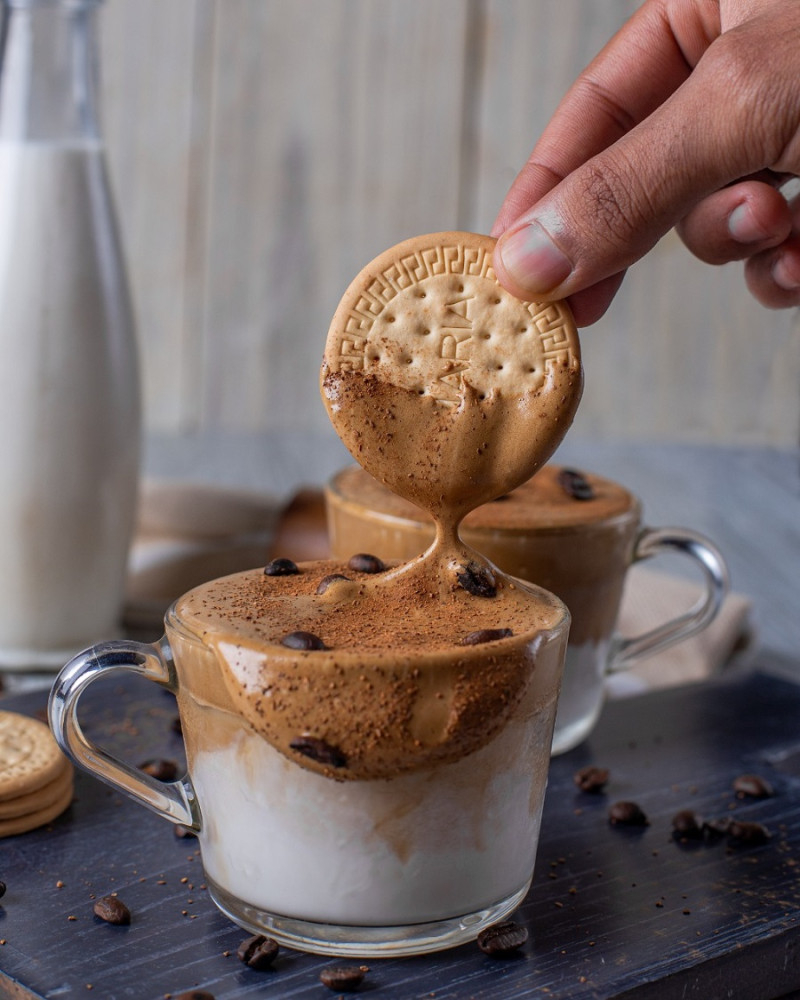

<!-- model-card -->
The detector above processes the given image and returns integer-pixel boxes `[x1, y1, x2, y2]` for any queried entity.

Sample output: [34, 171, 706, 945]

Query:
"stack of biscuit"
[0, 710, 74, 837]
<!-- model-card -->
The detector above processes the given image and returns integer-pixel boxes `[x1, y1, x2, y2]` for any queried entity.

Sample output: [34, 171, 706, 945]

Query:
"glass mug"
[325, 464, 729, 755]
[48, 564, 570, 957]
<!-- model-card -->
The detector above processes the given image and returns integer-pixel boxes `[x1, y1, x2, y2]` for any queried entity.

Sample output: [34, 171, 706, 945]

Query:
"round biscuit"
[0, 757, 73, 819]
[0, 776, 74, 838]
[0, 710, 71, 799]
[321, 231, 582, 518]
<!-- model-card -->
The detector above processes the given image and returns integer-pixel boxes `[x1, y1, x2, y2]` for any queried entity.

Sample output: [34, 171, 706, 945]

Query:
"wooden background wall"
[98, 0, 800, 455]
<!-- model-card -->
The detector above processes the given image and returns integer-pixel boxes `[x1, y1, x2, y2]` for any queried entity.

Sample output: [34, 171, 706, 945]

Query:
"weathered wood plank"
[96, 0, 800, 446]
[99, 0, 199, 431]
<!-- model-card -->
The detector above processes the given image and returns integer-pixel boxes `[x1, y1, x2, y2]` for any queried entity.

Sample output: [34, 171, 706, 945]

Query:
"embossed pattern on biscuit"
[321, 232, 582, 524]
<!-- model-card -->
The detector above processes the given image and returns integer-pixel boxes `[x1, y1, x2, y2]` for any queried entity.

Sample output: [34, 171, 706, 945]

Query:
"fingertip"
[745, 241, 800, 308]
[493, 223, 573, 300]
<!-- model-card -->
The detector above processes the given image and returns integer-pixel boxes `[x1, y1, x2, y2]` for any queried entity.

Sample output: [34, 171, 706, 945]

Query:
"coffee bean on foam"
[461, 628, 513, 646]
[280, 631, 327, 651]
[264, 557, 299, 576]
[289, 736, 347, 769]
[456, 562, 497, 598]
[477, 919, 528, 956]
[347, 552, 385, 574]
[557, 467, 595, 501]
[316, 573, 351, 594]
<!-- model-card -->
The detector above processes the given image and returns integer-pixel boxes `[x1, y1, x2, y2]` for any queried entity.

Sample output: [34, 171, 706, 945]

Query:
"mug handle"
[48, 638, 200, 831]
[609, 527, 729, 671]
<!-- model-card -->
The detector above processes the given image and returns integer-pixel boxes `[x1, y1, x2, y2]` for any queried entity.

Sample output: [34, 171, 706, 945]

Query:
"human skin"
[491, 0, 800, 325]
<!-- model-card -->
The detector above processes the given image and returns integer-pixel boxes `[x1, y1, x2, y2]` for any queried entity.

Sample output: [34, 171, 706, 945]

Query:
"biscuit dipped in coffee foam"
[326, 463, 640, 646]
[176, 232, 582, 784]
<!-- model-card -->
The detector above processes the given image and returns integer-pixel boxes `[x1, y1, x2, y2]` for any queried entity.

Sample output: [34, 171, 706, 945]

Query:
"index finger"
[492, 0, 720, 234]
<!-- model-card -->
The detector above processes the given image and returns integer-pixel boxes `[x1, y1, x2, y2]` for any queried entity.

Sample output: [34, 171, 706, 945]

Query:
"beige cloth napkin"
[125, 481, 754, 691]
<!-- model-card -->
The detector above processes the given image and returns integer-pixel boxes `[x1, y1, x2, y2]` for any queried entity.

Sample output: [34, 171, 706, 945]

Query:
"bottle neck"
[0, 0, 104, 143]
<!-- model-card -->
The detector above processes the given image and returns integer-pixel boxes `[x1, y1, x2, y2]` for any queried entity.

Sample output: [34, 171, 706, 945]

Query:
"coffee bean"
[264, 557, 299, 576]
[281, 630, 327, 650]
[171, 714, 183, 736]
[173, 823, 197, 840]
[609, 801, 648, 827]
[456, 562, 497, 598]
[477, 919, 528, 956]
[461, 628, 513, 646]
[319, 965, 369, 991]
[557, 467, 595, 501]
[138, 758, 178, 781]
[237, 933, 279, 970]
[93, 895, 131, 925]
[733, 774, 774, 799]
[174, 992, 215, 1000]
[316, 573, 351, 594]
[574, 765, 609, 793]
[672, 809, 704, 839]
[289, 736, 347, 768]
[348, 553, 385, 574]
[702, 816, 732, 840]
[728, 820, 771, 846]
[0, 880, 6, 899]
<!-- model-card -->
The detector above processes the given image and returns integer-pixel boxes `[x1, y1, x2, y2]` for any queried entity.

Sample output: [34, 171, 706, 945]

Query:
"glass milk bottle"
[0, 0, 140, 668]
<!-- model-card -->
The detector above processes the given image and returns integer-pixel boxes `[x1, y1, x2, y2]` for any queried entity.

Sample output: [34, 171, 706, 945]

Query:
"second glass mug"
[48, 566, 570, 957]
[325, 464, 729, 755]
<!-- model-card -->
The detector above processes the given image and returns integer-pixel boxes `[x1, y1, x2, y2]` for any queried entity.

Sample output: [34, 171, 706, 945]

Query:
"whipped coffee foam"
[173, 557, 566, 781]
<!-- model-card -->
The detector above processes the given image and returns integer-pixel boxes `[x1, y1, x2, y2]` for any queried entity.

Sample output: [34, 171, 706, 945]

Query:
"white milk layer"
[551, 640, 609, 755]
[0, 141, 139, 664]
[189, 694, 556, 926]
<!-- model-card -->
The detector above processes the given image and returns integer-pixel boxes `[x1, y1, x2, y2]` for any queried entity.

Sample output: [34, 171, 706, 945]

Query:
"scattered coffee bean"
[0, 880, 6, 900]
[319, 964, 369, 992]
[728, 820, 771, 846]
[289, 735, 347, 768]
[456, 562, 497, 598]
[138, 758, 178, 781]
[174, 992, 215, 1000]
[476, 919, 528, 956]
[557, 467, 595, 501]
[672, 809, 704, 840]
[733, 774, 774, 799]
[173, 823, 197, 839]
[461, 628, 513, 646]
[264, 557, 299, 576]
[348, 553, 385, 574]
[281, 630, 327, 650]
[609, 801, 648, 827]
[316, 573, 351, 594]
[702, 816, 732, 840]
[574, 765, 609, 793]
[93, 895, 131, 925]
[237, 933, 279, 970]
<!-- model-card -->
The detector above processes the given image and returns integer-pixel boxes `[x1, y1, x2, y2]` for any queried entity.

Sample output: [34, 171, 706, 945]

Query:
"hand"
[491, 0, 800, 325]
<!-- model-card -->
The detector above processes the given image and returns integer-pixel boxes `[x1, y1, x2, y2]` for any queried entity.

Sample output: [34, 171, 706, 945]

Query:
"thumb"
[494, 51, 781, 303]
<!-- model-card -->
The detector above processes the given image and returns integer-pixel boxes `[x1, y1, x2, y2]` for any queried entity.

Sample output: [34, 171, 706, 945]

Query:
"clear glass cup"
[325, 464, 729, 755]
[49, 564, 570, 956]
